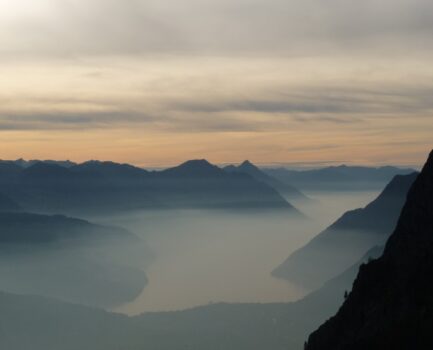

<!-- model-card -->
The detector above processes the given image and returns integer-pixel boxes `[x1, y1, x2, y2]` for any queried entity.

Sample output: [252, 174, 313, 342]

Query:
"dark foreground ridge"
[306, 150, 433, 350]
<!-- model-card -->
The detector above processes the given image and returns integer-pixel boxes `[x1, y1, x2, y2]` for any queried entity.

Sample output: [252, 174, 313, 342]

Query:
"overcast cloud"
[0, 0, 432, 166]
[1, 0, 433, 57]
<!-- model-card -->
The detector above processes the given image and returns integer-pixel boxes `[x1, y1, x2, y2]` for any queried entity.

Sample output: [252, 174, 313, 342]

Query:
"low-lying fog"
[93, 190, 378, 315]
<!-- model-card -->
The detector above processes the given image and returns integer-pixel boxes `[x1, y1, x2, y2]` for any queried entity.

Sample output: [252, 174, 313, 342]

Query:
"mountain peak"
[180, 159, 214, 168]
[162, 159, 223, 177]
[239, 160, 257, 169]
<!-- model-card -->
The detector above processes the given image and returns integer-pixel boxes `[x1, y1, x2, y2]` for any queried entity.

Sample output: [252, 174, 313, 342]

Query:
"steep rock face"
[306, 150, 433, 350]
[273, 173, 417, 289]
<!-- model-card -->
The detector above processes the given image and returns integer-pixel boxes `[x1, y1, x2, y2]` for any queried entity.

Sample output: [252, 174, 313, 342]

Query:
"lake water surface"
[101, 190, 378, 315]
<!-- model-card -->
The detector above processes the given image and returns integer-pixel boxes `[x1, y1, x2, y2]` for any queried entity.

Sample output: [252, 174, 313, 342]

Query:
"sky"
[0, 0, 432, 167]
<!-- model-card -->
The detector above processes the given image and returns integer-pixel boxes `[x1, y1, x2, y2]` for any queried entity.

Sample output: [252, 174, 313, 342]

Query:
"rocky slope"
[306, 150, 433, 350]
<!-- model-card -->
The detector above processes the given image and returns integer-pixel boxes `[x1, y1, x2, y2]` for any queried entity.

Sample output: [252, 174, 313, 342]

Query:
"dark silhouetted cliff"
[306, 150, 433, 350]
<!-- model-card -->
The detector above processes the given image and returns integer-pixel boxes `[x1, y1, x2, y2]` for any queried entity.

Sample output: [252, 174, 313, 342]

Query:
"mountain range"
[265, 165, 415, 191]
[0, 159, 300, 216]
[0, 155, 429, 349]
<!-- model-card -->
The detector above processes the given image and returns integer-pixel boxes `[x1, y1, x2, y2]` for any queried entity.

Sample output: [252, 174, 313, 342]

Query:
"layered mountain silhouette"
[0, 170, 405, 350]
[0, 157, 425, 350]
[265, 165, 415, 191]
[273, 172, 418, 289]
[224, 160, 310, 202]
[0, 212, 149, 308]
[0, 159, 300, 215]
[305, 150, 433, 350]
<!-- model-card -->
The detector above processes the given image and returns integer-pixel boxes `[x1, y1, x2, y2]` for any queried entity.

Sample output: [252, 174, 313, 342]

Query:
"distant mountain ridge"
[161, 159, 224, 178]
[7, 158, 77, 168]
[273, 172, 418, 289]
[0, 159, 301, 216]
[306, 150, 433, 349]
[72, 160, 148, 179]
[265, 165, 415, 191]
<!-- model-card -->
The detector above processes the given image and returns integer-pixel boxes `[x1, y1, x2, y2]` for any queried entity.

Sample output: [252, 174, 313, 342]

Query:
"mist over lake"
[86, 190, 379, 314]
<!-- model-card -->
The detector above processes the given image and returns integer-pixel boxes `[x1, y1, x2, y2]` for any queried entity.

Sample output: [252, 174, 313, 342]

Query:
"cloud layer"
[1, 0, 433, 57]
[0, 0, 432, 166]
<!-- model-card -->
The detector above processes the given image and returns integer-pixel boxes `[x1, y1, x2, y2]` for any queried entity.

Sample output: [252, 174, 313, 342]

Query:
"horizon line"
[0, 157, 421, 171]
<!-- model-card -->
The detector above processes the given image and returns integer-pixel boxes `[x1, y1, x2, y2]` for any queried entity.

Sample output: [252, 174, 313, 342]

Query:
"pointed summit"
[224, 160, 309, 201]
[238, 160, 262, 175]
[240, 160, 256, 168]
